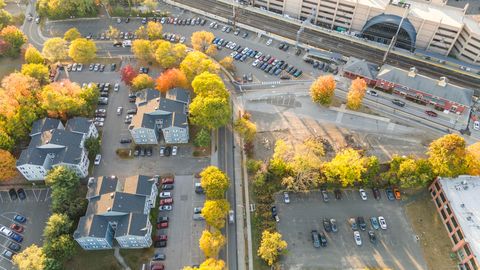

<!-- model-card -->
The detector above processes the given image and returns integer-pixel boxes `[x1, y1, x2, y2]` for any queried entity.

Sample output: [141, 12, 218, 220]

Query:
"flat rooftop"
[439, 175, 480, 258]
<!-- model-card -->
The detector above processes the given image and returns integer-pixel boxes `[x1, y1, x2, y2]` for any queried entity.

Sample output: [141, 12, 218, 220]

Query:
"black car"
[368, 230, 377, 244]
[242, 32, 248, 38]
[372, 188, 381, 200]
[120, 138, 132, 144]
[323, 218, 332, 232]
[319, 232, 328, 247]
[271, 206, 277, 218]
[334, 189, 342, 200]
[311, 230, 320, 248]
[162, 184, 174, 190]
[8, 189, 17, 200]
[110, 63, 116, 71]
[99, 64, 105, 72]
[154, 241, 167, 248]
[164, 146, 172, 156]
[8, 241, 21, 252]
[392, 99, 406, 107]
[17, 188, 26, 200]
[357, 216, 366, 231]
[125, 17, 130, 23]
[385, 188, 395, 201]
[321, 189, 329, 202]
[156, 216, 169, 223]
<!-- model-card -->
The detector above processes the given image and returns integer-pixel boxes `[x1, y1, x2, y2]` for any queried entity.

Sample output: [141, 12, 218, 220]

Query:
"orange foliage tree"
[0, 149, 17, 181]
[346, 77, 367, 110]
[0, 72, 40, 118]
[155, 68, 189, 93]
[310, 75, 336, 106]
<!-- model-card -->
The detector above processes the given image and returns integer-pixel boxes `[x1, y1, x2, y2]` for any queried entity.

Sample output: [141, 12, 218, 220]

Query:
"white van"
[122, 40, 132, 47]
[474, 121, 480, 131]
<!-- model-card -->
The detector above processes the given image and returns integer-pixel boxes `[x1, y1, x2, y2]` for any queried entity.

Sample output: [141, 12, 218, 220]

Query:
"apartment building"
[429, 175, 480, 270]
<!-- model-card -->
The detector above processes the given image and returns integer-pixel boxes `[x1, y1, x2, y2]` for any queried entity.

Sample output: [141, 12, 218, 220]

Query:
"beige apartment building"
[252, 0, 480, 64]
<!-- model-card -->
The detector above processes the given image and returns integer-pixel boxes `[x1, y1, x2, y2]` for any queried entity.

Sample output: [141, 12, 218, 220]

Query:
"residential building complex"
[429, 175, 480, 270]
[252, 0, 480, 63]
[16, 117, 97, 181]
[129, 88, 190, 145]
[74, 175, 158, 250]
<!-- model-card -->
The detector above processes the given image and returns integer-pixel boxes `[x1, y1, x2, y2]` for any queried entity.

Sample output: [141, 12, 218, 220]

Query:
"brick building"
[342, 57, 379, 87]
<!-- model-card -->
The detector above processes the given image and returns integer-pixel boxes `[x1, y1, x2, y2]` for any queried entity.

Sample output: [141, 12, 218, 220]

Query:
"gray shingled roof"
[115, 213, 150, 237]
[65, 117, 91, 135]
[86, 176, 120, 199]
[377, 65, 474, 106]
[158, 98, 186, 114]
[29, 118, 61, 136]
[343, 57, 379, 80]
[123, 175, 155, 196]
[136, 88, 160, 106]
[166, 88, 190, 104]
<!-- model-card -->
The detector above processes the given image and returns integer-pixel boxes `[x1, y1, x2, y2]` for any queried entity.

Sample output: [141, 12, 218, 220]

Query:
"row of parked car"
[1, 214, 27, 260]
[161, 16, 207, 26]
[163, 33, 186, 44]
[303, 187, 401, 203]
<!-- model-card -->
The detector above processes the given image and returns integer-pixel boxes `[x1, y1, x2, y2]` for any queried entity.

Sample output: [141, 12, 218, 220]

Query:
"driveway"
[275, 189, 428, 270]
[0, 188, 51, 270]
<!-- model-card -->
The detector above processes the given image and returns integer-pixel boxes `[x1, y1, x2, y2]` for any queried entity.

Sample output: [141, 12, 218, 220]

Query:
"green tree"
[383, 155, 433, 187]
[43, 213, 72, 241]
[1, 101, 41, 142]
[200, 166, 230, 200]
[131, 39, 153, 62]
[428, 134, 468, 177]
[310, 75, 336, 105]
[0, 25, 27, 57]
[21, 63, 49, 84]
[42, 38, 68, 62]
[323, 148, 369, 187]
[0, 9, 12, 30]
[24, 45, 45, 64]
[0, 149, 17, 181]
[63, 27, 81, 41]
[131, 73, 155, 91]
[194, 128, 211, 147]
[146, 21, 163, 40]
[0, 130, 14, 151]
[154, 41, 187, 68]
[199, 229, 226, 258]
[68, 38, 96, 63]
[201, 199, 230, 229]
[43, 234, 76, 262]
[191, 72, 229, 99]
[257, 230, 287, 266]
[180, 51, 219, 83]
[189, 96, 231, 130]
[12, 245, 46, 270]
[85, 137, 101, 161]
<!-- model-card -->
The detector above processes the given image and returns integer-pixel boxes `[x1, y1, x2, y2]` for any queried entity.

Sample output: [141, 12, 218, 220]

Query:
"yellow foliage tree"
[12, 244, 46, 270]
[191, 71, 229, 99]
[191, 31, 216, 56]
[63, 27, 81, 41]
[68, 38, 96, 63]
[234, 116, 257, 143]
[467, 142, 480, 175]
[146, 21, 163, 40]
[199, 258, 225, 270]
[132, 39, 153, 62]
[154, 42, 187, 69]
[219, 56, 235, 72]
[346, 77, 367, 110]
[310, 75, 336, 105]
[131, 74, 155, 91]
[323, 148, 368, 187]
[0, 149, 17, 181]
[180, 51, 219, 83]
[201, 199, 230, 229]
[42, 37, 68, 62]
[257, 230, 287, 266]
[199, 229, 226, 258]
[200, 166, 230, 200]
[428, 134, 468, 177]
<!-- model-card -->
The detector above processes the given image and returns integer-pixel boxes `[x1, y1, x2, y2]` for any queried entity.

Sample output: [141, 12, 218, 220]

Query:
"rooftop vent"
[438, 77, 448, 87]
[408, 67, 417, 78]
[461, 204, 465, 208]
[87, 177, 95, 187]
[107, 207, 111, 211]
[467, 216, 472, 221]
[462, 180, 468, 185]
[110, 193, 114, 198]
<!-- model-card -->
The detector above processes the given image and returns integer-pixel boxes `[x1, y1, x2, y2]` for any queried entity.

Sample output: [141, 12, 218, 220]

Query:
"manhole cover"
[180, 195, 188, 201]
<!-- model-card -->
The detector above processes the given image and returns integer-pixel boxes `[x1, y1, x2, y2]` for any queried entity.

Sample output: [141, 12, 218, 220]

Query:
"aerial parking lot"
[0, 188, 51, 270]
[275, 189, 428, 270]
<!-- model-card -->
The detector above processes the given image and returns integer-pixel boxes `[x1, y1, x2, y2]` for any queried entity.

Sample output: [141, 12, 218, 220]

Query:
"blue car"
[234, 54, 242, 60]
[13, 215, 26, 224]
[10, 232, 23, 243]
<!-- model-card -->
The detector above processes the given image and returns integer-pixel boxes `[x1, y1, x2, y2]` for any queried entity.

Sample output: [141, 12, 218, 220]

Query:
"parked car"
[323, 218, 332, 232]
[160, 198, 173, 205]
[13, 215, 26, 224]
[157, 221, 168, 229]
[195, 183, 204, 194]
[10, 224, 23, 233]
[172, 146, 177, 156]
[8, 189, 17, 200]
[349, 217, 358, 230]
[334, 189, 342, 200]
[319, 232, 328, 247]
[370, 216, 380, 230]
[159, 205, 172, 211]
[354, 231, 362, 246]
[159, 192, 171, 198]
[357, 216, 366, 231]
[385, 188, 395, 201]
[378, 216, 387, 229]
[153, 253, 166, 261]
[425, 110, 438, 117]
[368, 230, 377, 244]
[10, 232, 23, 243]
[120, 138, 132, 144]
[228, 210, 235, 224]
[366, 90, 378, 96]
[94, 154, 102, 165]
[8, 241, 20, 252]
[161, 184, 174, 191]
[311, 230, 320, 248]
[392, 99, 406, 107]
[393, 187, 401, 199]
[164, 146, 172, 156]
[283, 192, 290, 204]
[330, 219, 338, 232]
[2, 250, 13, 260]
[161, 177, 174, 184]
[17, 188, 26, 200]
[153, 241, 167, 248]
[359, 189, 367, 200]
[321, 189, 329, 202]
[372, 187, 380, 200]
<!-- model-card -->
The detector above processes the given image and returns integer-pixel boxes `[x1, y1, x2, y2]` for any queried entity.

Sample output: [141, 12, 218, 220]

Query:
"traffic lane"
[224, 126, 238, 270]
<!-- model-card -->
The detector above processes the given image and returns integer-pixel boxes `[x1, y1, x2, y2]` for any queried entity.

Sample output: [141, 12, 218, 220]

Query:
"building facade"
[429, 176, 480, 270]
[16, 117, 97, 181]
[251, 0, 480, 63]
[74, 175, 158, 250]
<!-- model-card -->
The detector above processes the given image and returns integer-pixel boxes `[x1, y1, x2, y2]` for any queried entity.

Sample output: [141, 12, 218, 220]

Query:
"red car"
[393, 187, 401, 200]
[10, 224, 23, 233]
[157, 221, 168, 229]
[153, 234, 168, 241]
[160, 198, 173, 205]
[425, 110, 438, 117]
[161, 177, 174, 185]
[151, 262, 164, 270]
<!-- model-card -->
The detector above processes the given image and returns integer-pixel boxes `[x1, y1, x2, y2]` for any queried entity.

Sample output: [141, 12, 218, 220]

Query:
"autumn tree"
[201, 199, 230, 229]
[219, 56, 235, 72]
[155, 68, 188, 93]
[0, 130, 14, 151]
[199, 258, 226, 270]
[107, 25, 119, 41]
[467, 142, 480, 175]
[268, 139, 292, 178]
[68, 38, 96, 62]
[191, 31, 217, 56]
[194, 128, 211, 147]
[0, 72, 39, 118]
[200, 166, 230, 200]
[180, 51, 219, 83]
[42, 37, 68, 62]
[24, 45, 44, 64]
[310, 75, 336, 105]
[146, 21, 163, 40]
[154, 41, 187, 68]
[428, 134, 468, 177]
[132, 39, 153, 61]
[43, 234, 76, 262]
[346, 78, 367, 110]
[0, 149, 17, 181]
[131, 74, 155, 91]
[21, 63, 49, 84]
[323, 148, 371, 187]
[199, 229, 226, 258]
[0, 25, 27, 56]
[63, 27, 81, 41]
[192, 72, 229, 99]
[189, 96, 231, 130]
[12, 244, 46, 270]
[120, 64, 138, 86]
[234, 115, 256, 143]
[43, 213, 72, 241]
[135, 25, 148, 39]
[0, 9, 12, 30]
[143, 0, 157, 12]
[257, 230, 287, 266]
[0, 102, 41, 142]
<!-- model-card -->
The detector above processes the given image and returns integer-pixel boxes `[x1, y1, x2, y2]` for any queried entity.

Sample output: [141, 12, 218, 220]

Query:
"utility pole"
[232, 0, 239, 30]
[296, 8, 316, 49]
[382, 3, 410, 64]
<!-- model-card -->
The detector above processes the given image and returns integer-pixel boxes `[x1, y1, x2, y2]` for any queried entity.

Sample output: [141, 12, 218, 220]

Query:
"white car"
[159, 192, 171, 198]
[228, 210, 234, 224]
[378, 216, 387, 230]
[474, 121, 480, 131]
[366, 90, 378, 97]
[94, 121, 104, 127]
[266, 38, 273, 45]
[179, 36, 186, 43]
[95, 109, 106, 114]
[94, 154, 102, 165]
[354, 231, 362, 246]
[0, 226, 12, 236]
[114, 83, 120, 92]
[159, 147, 165, 156]
[252, 59, 260, 67]
[77, 63, 83, 71]
[254, 51, 263, 59]
[159, 205, 172, 211]
[117, 106, 123, 115]
[230, 51, 238, 58]
[283, 191, 290, 204]
[172, 146, 177, 156]
[359, 189, 367, 200]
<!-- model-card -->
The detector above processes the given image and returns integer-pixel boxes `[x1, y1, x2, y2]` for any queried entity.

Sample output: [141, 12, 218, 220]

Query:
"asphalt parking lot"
[0, 188, 51, 270]
[154, 175, 205, 268]
[275, 189, 428, 270]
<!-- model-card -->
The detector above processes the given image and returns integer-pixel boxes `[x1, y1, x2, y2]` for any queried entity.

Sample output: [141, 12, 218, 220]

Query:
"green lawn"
[64, 246, 121, 270]
[120, 248, 155, 269]
[0, 56, 23, 80]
